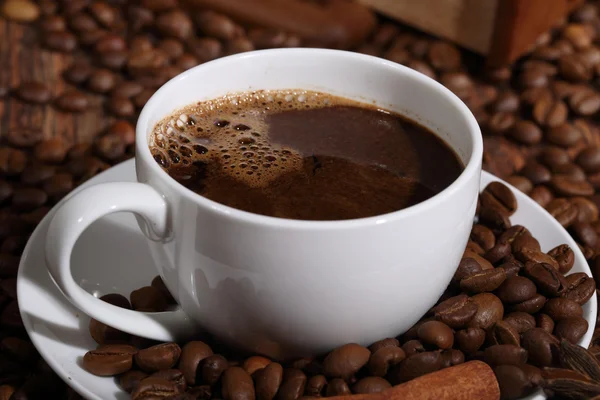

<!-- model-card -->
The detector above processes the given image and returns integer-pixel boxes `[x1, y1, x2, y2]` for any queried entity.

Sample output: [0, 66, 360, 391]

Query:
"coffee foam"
[149, 89, 356, 187]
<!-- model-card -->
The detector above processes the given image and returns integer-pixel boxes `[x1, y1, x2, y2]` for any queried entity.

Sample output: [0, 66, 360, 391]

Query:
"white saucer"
[17, 159, 597, 400]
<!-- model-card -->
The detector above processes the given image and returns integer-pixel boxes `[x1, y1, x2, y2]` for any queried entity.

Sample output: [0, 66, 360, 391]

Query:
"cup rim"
[136, 48, 483, 229]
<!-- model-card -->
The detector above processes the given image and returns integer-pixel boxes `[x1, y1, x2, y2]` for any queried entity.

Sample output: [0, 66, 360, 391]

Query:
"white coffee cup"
[45, 48, 483, 360]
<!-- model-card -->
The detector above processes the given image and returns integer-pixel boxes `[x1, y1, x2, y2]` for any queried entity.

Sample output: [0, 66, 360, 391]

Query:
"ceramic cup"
[45, 48, 483, 360]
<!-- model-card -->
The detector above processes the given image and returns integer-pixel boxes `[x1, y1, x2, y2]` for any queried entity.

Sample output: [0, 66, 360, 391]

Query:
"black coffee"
[149, 90, 463, 220]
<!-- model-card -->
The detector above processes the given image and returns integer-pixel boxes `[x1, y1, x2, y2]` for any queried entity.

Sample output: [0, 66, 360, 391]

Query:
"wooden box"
[356, 0, 584, 66]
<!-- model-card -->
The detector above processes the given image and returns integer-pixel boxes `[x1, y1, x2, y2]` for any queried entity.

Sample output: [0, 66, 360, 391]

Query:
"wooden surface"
[0, 18, 112, 146]
[356, 0, 499, 54]
[488, 0, 585, 66]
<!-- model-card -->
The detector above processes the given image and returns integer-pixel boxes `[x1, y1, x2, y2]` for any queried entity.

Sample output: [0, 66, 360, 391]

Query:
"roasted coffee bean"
[576, 146, 600, 172]
[20, 164, 55, 185]
[69, 12, 99, 33]
[504, 312, 536, 333]
[550, 175, 595, 196]
[495, 275, 538, 304]
[89, 318, 129, 345]
[15, 82, 51, 104]
[130, 286, 167, 312]
[491, 91, 520, 113]
[196, 353, 227, 387]
[95, 133, 126, 160]
[530, 186, 554, 208]
[94, 34, 126, 54]
[222, 366, 255, 400]
[176, 53, 199, 71]
[563, 272, 596, 304]
[44, 31, 77, 52]
[510, 294, 547, 314]
[520, 68, 549, 88]
[452, 257, 484, 286]
[388, 351, 442, 384]
[490, 320, 521, 346]
[510, 120, 542, 145]
[135, 343, 181, 372]
[521, 162, 551, 185]
[195, 11, 238, 41]
[305, 374, 327, 397]
[536, 313, 555, 334]
[505, 176, 533, 194]
[416, 321, 453, 349]
[88, 69, 116, 93]
[532, 97, 567, 128]
[560, 54, 593, 81]
[150, 369, 187, 393]
[481, 182, 517, 215]
[516, 248, 560, 270]
[571, 197, 599, 224]
[479, 203, 511, 231]
[40, 14, 66, 32]
[276, 368, 306, 400]
[82, 344, 137, 376]
[484, 344, 528, 367]
[540, 146, 571, 168]
[466, 240, 486, 255]
[64, 61, 93, 85]
[367, 346, 405, 377]
[351, 377, 391, 394]
[43, 173, 74, 200]
[485, 242, 512, 265]
[408, 61, 436, 80]
[132, 377, 181, 399]
[188, 37, 223, 63]
[554, 163, 590, 182]
[322, 343, 370, 380]
[368, 338, 399, 354]
[467, 293, 504, 330]
[494, 364, 541, 400]
[156, 10, 193, 40]
[107, 96, 135, 118]
[242, 356, 270, 376]
[255, 362, 283, 400]
[570, 221, 598, 247]
[543, 297, 584, 320]
[454, 328, 485, 355]
[521, 328, 559, 367]
[325, 378, 351, 397]
[6, 127, 43, 148]
[427, 41, 461, 71]
[119, 370, 148, 393]
[546, 123, 582, 147]
[569, 87, 600, 115]
[0, 148, 26, 176]
[0, 384, 15, 400]
[34, 137, 69, 163]
[524, 262, 568, 296]
[12, 188, 47, 211]
[546, 198, 579, 227]
[460, 268, 506, 293]
[401, 340, 425, 356]
[486, 112, 515, 135]
[470, 224, 496, 251]
[432, 294, 478, 329]
[439, 348, 464, 369]
[555, 316, 588, 346]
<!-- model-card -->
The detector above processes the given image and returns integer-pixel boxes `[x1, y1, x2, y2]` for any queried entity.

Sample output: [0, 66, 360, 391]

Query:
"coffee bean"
[388, 351, 442, 384]
[44, 31, 77, 52]
[516, 248, 560, 270]
[55, 90, 89, 113]
[546, 123, 582, 147]
[34, 137, 69, 163]
[554, 316, 588, 344]
[176, 53, 199, 71]
[0, 148, 26, 176]
[494, 364, 540, 400]
[505, 176, 533, 194]
[576, 146, 600, 172]
[194, 11, 238, 41]
[241, 356, 270, 376]
[559, 54, 593, 81]
[432, 294, 478, 329]
[89, 318, 129, 345]
[107, 96, 135, 118]
[367, 346, 405, 377]
[504, 312, 536, 334]
[536, 313, 555, 334]
[119, 370, 148, 393]
[15, 82, 51, 104]
[489, 319, 520, 346]
[95, 34, 126, 54]
[135, 343, 181, 372]
[88, 1, 115, 28]
[276, 368, 306, 400]
[563, 23, 592, 49]
[569, 87, 600, 115]
[522, 162, 552, 185]
[69, 12, 99, 33]
[408, 61, 436, 80]
[484, 344, 528, 367]
[322, 343, 370, 379]
[305, 374, 327, 397]
[40, 15, 65, 32]
[12, 188, 47, 211]
[466, 240, 485, 255]
[470, 224, 495, 251]
[510, 121, 542, 145]
[498, 259, 524, 278]
[132, 377, 181, 399]
[88, 69, 116, 93]
[521, 328, 559, 367]
[546, 198, 579, 226]
[149, 369, 186, 393]
[571, 221, 598, 247]
[454, 328, 485, 355]
[543, 297, 584, 320]
[64, 61, 93, 85]
[325, 378, 351, 397]
[552, 163, 587, 181]
[467, 293, 504, 330]
[524, 262, 568, 296]
[222, 366, 255, 400]
[563, 272, 596, 304]
[95, 133, 126, 161]
[521, 86, 553, 106]
[427, 41, 461, 71]
[510, 293, 547, 314]
[532, 97, 567, 128]
[482, 182, 518, 216]
[83, 344, 137, 376]
[1, 0, 39, 22]
[351, 376, 391, 394]
[485, 242, 512, 265]
[416, 321, 453, 349]
[520, 68, 549, 88]
[255, 362, 283, 400]
[156, 10, 193, 40]
[460, 268, 507, 293]
[0, 384, 15, 400]
[368, 338, 399, 354]
[530, 186, 554, 208]
[479, 203, 511, 231]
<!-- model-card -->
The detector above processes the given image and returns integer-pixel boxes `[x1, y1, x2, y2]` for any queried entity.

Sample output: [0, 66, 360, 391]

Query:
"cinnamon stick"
[182, 0, 376, 49]
[329, 361, 500, 400]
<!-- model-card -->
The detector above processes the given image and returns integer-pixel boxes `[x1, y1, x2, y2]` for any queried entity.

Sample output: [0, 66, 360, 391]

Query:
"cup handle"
[45, 181, 195, 342]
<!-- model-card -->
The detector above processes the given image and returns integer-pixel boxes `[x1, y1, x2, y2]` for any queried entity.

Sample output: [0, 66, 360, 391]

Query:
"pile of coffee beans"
[77, 181, 595, 400]
[1, 0, 600, 399]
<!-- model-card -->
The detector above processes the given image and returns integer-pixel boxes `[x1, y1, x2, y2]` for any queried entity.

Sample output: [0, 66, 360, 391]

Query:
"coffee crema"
[149, 90, 463, 221]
